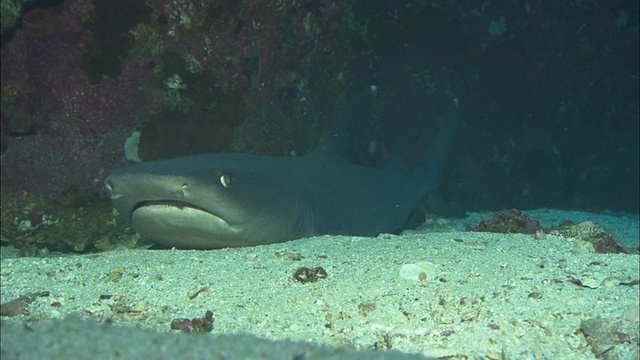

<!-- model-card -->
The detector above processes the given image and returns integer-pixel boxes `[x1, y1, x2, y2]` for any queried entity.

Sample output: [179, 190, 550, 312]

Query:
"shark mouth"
[131, 200, 231, 226]
[129, 200, 239, 249]
[131, 200, 236, 234]
[134, 200, 211, 213]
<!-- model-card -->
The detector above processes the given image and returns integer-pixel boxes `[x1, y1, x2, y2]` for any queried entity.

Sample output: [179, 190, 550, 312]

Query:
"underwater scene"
[1, 0, 638, 359]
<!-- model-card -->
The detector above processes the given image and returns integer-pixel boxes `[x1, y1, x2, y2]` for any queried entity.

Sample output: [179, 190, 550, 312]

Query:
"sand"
[1, 209, 638, 359]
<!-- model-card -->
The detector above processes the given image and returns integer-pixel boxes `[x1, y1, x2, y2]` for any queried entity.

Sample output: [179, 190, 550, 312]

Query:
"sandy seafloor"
[1, 209, 638, 360]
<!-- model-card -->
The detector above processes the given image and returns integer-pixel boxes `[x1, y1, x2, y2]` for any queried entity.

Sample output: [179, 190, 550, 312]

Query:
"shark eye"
[219, 173, 232, 188]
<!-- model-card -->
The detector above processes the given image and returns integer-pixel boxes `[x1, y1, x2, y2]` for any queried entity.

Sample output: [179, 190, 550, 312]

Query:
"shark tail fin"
[410, 97, 460, 198]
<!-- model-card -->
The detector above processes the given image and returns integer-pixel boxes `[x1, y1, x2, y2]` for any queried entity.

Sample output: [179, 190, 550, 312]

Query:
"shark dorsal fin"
[316, 86, 377, 159]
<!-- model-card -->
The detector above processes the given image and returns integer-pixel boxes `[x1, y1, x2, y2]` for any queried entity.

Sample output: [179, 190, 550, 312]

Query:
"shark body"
[105, 87, 458, 249]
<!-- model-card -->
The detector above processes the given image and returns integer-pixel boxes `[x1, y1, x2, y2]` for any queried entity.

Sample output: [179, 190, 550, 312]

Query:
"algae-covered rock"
[550, 221, 627, 254]
[1, 0, 26, 34]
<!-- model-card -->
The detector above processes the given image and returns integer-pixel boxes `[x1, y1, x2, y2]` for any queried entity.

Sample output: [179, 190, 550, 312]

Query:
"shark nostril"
[104, 181, 123, 200]
[178, 183, 189, 198]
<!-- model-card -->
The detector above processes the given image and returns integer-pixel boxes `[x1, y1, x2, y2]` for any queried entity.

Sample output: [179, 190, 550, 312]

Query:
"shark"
[104, 86, 459, 249]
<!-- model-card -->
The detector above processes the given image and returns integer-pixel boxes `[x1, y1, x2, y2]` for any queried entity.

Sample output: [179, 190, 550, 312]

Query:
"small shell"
[399, 261, 436, 282]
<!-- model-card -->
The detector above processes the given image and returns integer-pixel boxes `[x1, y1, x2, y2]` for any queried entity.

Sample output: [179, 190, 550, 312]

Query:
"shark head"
[104, 153, 311, 249]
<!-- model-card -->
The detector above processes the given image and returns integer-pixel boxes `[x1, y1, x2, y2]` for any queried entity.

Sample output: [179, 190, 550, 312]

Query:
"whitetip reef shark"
[105, 86, 459, 249]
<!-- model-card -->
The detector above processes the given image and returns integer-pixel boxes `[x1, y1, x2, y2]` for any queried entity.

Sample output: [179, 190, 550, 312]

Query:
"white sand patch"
[2, 215, 638, 359]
